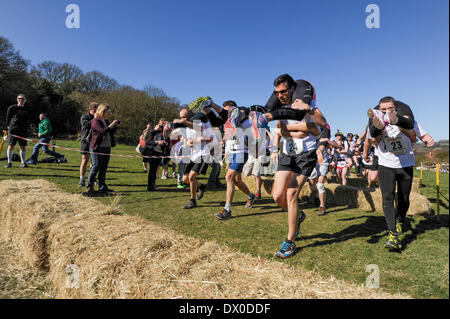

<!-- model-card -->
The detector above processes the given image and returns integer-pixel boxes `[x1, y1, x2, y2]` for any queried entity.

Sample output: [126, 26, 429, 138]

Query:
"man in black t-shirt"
[5, 94, 30, 168]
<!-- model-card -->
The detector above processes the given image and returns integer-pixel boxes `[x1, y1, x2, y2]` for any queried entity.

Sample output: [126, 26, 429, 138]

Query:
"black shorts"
[162, 157, 171, 165]
[8, 133, 27, 146]
[277, 149, 317, 177]
[81, 141, 90, 154]
[183, 160, 207, 175]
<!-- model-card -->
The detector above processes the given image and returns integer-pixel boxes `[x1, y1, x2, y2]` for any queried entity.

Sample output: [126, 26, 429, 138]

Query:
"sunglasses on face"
[18, 98, 26, 100]
[273, 89, 290, 96]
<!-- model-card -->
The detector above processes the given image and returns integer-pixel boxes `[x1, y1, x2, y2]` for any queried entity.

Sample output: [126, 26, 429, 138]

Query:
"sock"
[80, 176, 85, 182]
[224, 203, 232, 211]
[20, 150, 26, 163]
[7, 149, 13, 163]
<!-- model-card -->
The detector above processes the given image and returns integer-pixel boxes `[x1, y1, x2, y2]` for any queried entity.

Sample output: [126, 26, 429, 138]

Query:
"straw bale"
[0, 179, 410, 299]
[242, 175, 431, 215]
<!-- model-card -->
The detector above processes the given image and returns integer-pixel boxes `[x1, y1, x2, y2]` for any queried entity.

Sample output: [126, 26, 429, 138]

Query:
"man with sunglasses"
[5, 94, 30, 168]
[266, 74, 328, 259]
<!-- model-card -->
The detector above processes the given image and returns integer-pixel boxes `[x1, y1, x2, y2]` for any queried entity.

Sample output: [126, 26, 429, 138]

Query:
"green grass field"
[1, 139, 448, 299]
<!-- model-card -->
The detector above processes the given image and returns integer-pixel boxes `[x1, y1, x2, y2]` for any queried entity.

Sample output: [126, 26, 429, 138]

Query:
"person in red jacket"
[86, 103, 120, 195]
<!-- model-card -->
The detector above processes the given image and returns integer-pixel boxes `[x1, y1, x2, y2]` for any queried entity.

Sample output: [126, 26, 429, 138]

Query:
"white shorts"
[243, 153, 265, 177]
[309, 162, 329, 180]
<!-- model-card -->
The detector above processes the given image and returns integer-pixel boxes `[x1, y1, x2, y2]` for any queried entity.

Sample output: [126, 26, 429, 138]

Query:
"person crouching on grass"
[86, 104, 120, 195]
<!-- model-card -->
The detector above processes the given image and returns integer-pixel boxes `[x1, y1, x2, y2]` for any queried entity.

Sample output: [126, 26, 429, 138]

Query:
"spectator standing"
[5, 94, 30, 168]
[78, 102, 98, 186]
[86, 104, 120, 195]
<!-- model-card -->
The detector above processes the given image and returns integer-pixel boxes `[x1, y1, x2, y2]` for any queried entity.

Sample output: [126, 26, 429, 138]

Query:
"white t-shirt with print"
[367, 125, 415, 168]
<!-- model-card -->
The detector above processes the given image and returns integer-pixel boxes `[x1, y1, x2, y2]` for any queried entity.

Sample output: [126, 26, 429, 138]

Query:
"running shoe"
[395, 222, 403, 235]
[276, 240, 297, 259]
[183, 199, 197, 209]
[177, 183, 187, 189]
[161, 173, 168, 180]
[85, 186, 96, 196]
[384, 231, 402, 251]
[19, 162, 29, 168]
[58, 156, 68, 163]
[215, 208, 232, 220]
[26, 159, 37, 165]
[294, 210, 307, 239]
[188, 97, 205, 111]
[147, 185, 159, 192]
[196, 184, 206, 200]
[99, 186, 114, 194]
[244, 193, 257, 208]
[201, 96, 213, 111]
[5, 163, 12, 168]
[367, 108, 385, 130]
[255, 192, 261, 200]
[317, 206, 326, 216]
[78, 180, 85, 187]
[172, 171, 177, 178]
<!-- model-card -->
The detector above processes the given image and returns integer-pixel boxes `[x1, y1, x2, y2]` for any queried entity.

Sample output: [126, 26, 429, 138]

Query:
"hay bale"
[242, 175, 431, 215]
[0, 179, 119, 270]
[0, 179, 409, 299]
[240, 175, 274, 196]
[47, 213, 407, 299]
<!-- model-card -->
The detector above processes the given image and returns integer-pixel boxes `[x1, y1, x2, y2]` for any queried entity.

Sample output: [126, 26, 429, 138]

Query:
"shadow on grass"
[117, 194, 185, 202]
[400, 214, 449, 251]
[232, 209, 285, 219]
[117, 187, 187, 193]
[428, 198, 450, 210]
[27, 166, 79, 172]
[297, 215, 388, 249]
[0, 173, 72, 179]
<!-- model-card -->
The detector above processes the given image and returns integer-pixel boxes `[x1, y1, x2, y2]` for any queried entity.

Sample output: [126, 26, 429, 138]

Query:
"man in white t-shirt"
[365, 97, 417, 251]
[173, 108, 216, 209]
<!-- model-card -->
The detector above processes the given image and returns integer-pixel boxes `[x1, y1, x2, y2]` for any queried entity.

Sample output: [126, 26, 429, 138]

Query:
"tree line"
[0, 36, 182, 144]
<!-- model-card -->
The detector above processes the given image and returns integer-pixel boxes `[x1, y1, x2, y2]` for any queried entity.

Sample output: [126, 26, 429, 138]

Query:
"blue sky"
[1, 0, 448, 140]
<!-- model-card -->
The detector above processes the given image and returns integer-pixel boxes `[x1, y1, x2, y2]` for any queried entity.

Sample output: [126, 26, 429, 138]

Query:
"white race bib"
[283, 138, 304, 156]
[383, 136, 407, 155]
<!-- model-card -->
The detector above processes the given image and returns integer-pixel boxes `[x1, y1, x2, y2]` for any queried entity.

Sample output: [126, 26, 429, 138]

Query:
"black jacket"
[6, 104, 29, 134]
[80, 113, 94, 143]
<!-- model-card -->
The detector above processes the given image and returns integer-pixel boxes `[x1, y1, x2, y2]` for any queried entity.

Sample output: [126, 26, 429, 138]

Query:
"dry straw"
[0, 179, 410, 299]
